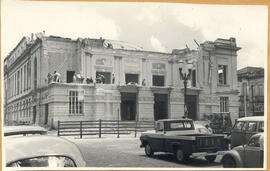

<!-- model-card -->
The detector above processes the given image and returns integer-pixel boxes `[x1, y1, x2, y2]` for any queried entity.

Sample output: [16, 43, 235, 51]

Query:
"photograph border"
[0, 0, 269, 170]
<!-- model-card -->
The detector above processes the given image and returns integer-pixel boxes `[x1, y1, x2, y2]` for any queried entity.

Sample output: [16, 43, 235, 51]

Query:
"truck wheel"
[222, 156, 236, 168]
[175, 148, 187, 163]
[205, 155, 217, 163]
[145, 144, 154, 157]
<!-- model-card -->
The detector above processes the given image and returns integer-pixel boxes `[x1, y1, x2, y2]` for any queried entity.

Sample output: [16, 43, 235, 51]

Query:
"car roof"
[157, 118, 193, 122]
[4, 135, 86, 167]
[4, 126, 47, 136]
[251, 132, 264, 140]
[237, 116, 264, 122]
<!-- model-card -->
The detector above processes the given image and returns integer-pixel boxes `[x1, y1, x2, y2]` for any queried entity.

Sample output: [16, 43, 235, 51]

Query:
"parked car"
[4, 126, 86, 167]
[221, 132, 264, 168]
[231, 116, 264, 148]
[140, 119, 227, 163]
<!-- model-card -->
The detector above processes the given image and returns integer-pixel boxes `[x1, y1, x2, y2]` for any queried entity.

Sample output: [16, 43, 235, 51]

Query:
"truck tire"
[145, 144, 154, 157]
[222, 156, 236, 168]
[175, 148, 188, 163]
[205, 155, 217, 163]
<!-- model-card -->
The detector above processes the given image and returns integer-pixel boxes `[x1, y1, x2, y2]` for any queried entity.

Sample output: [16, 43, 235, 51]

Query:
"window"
[24, 64, 27, 91]
[125, 73, 139, 84]
[246, 122, 257, 132]
[170, 122, 184, 129]
[192, 70, 196, 87]
[17, 70, 20, 95]
[220, 97, 229, 112]
[66, 71, 75, 83]
[169, 121, 193, 130]
[69, 91, 84, 114]
[233, 121, 244, 131]
[152, 75, 165, 86]
[20, 68, 23, 93]
[34, 58, 37, 89]
[248, 137, 260, 147]
[218, 65, 227, 85]
[258, 121, 264, 131]
[96, 72, 111, 84]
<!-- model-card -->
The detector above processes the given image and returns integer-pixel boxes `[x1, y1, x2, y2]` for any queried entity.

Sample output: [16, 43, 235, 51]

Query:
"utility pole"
[251, 85, 255, 115]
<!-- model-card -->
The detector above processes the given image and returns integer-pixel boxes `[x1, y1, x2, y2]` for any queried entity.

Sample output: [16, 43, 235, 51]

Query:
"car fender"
[221, 150, 243, 168]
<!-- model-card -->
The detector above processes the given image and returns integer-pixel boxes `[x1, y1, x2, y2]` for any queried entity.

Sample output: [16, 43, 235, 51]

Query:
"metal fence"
[57, 120, 155, 138]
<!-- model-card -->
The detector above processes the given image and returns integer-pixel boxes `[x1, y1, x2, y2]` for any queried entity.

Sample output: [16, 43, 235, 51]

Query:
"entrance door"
[186, 95, 197, 120]
[45, 104, 49, 124]
[121, 93, 137, 121]
[33, 106, 36, 124]
[154, 94, 168, 121]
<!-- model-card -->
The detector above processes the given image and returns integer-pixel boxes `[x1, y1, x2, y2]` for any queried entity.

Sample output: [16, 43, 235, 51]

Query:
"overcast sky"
[1, 1, 268, 69]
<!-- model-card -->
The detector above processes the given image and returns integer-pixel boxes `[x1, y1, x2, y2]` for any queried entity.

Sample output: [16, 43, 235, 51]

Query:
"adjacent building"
[238, 67, 264, 117]
[4, 33, 241, 128]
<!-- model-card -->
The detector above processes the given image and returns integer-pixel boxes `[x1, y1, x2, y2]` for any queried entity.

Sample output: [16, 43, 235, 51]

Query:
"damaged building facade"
[4, 34, 240, 128]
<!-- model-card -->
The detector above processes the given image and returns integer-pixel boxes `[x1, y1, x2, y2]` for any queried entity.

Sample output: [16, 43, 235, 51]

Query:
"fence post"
[99, 119, 101, 138]
[135, 120, 137, 137]
[117, 108, 120, 138]
[80, 121, 82, 139]
[57, 120, 60, 136]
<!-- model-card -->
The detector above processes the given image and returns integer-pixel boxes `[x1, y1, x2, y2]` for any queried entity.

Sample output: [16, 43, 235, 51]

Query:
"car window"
[170, 122, 184, 129]
[233, 121, 245, 131]
[246, 122, 257, 132]
[183, 122, 192, 128]
[248, 137, 260, 147]
[241, 122, 249, 131]
[258, 122, 264, 132]
[198, 128, 209, 134]
[7, 156, 76, 167]
[156, 122, 163, 131]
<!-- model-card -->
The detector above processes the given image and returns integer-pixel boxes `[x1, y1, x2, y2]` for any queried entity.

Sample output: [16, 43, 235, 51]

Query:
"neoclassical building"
[238, 67, 264, 117]
[4, 33, 241, 128]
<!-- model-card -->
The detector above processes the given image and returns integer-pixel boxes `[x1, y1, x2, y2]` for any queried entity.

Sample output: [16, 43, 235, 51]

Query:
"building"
[4, 33, 241, 128]
[238, 67, 264, 117]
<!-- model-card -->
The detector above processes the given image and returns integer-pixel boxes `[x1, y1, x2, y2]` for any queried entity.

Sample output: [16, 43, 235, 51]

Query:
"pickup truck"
[140, 119, 228, 163]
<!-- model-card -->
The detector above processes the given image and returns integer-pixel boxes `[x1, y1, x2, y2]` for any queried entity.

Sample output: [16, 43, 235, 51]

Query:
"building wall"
[4, 35, 241, 128]
[238, 67, 264, 117]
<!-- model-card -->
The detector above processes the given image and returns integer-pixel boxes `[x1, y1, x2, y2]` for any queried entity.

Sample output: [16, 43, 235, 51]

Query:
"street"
[66, 135, 223, 168]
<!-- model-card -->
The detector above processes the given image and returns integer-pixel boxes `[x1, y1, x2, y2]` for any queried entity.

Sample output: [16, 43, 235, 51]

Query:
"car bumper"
[191, 150, 229, 158]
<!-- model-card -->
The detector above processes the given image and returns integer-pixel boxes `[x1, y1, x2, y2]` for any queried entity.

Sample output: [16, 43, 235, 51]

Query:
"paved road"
[67, 135, 223, 168]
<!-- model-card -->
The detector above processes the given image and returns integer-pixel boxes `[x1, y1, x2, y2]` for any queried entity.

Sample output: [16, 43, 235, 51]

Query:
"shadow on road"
[139, 154, 221, 167]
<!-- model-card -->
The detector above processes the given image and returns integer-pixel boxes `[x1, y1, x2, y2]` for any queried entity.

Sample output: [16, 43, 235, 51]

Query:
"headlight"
[7, 156, 76, 167]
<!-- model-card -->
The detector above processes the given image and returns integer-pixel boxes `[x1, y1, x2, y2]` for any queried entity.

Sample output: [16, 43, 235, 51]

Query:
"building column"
[119, 57, 124, 85]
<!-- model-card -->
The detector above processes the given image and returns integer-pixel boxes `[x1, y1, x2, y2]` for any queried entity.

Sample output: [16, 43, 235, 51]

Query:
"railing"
[57, 119, 155, 138]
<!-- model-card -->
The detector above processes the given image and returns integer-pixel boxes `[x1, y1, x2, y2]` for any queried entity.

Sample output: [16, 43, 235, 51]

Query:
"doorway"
[33, 106, 36, 124]
[121, 93, 137, 120]
[67, 71, 75, 83]
[186, 95, 198, 120]
[154, 94, 168, 121]
[45, 104, 49, 124]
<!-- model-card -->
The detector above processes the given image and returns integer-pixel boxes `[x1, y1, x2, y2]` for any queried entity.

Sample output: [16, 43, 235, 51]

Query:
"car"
[4, 126, 86, 167]
[140, 119, 227, 163]
[231, 116, 264, 148]
[221, 132, 264, 168]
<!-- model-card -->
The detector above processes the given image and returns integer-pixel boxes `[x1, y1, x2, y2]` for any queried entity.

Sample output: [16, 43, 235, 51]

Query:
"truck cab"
[154, 119, 197, 136]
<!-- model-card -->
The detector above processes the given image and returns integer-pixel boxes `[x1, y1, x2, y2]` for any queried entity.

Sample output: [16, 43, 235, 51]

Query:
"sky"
[1, 1, 268, 69]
